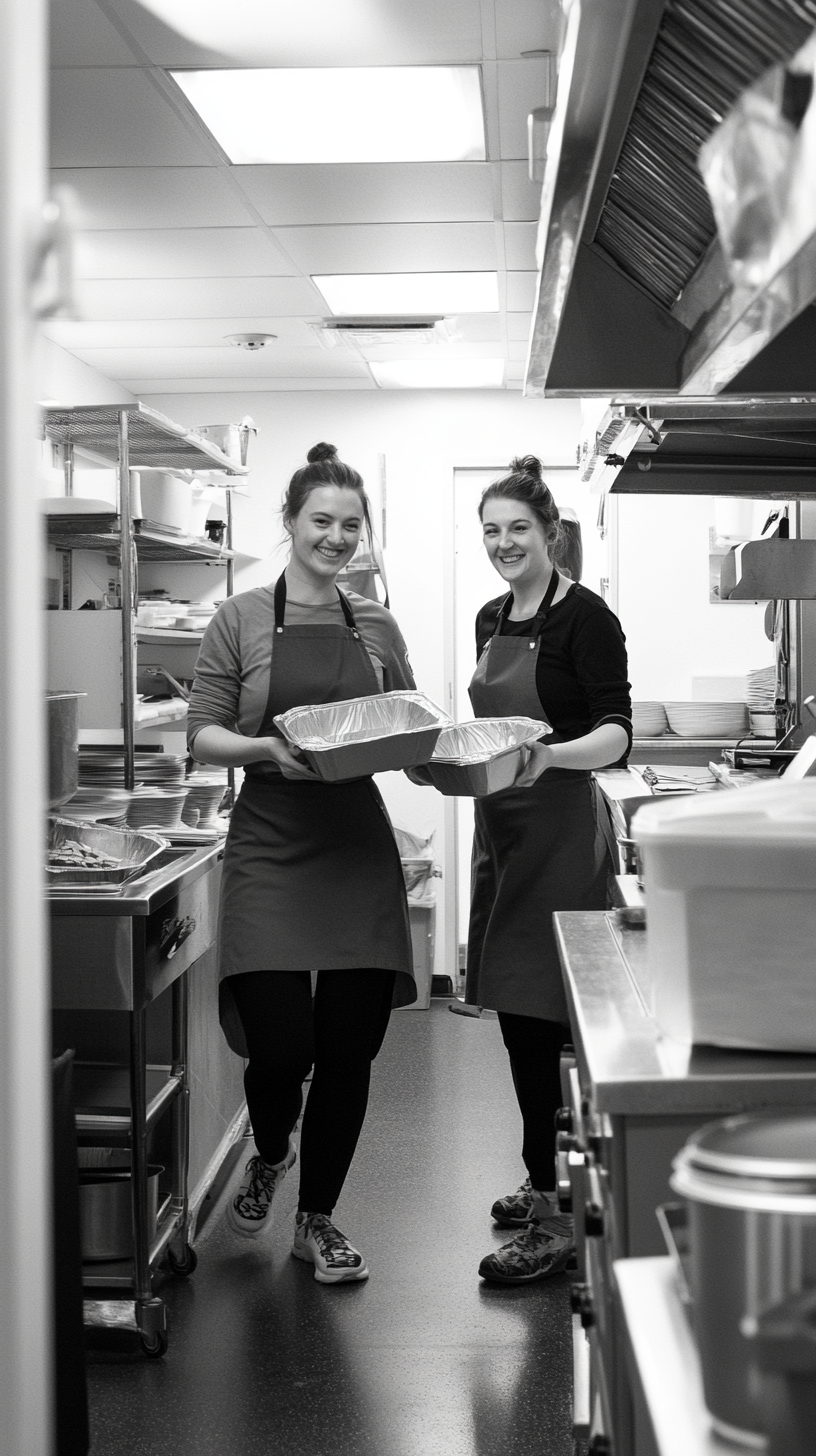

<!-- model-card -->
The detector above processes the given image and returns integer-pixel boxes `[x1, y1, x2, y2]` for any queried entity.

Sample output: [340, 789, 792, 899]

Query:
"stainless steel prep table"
[50, 842, 227, 1356]
[554, 911, 816, 1453]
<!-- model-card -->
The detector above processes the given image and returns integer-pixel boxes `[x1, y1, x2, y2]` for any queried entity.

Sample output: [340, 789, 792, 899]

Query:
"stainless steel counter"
[50, 842, 223, 1011]
[554, 912, 816, 1118]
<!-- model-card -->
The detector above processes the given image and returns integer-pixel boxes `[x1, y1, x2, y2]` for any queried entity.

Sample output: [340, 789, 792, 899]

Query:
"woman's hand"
[260, 736, 320, 781]
[513, 740, 556, 788]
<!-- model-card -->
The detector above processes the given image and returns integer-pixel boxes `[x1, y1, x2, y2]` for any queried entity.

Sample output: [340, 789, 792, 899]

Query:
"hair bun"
[509, 454, 543, 482]
[307, 441, 339, 464]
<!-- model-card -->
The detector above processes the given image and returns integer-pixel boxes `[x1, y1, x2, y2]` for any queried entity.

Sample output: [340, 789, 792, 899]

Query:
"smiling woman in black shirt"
[465, 456, 631, 1286]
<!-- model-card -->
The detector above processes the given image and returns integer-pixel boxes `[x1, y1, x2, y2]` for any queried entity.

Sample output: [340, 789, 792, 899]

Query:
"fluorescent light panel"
[370, 359, 505, 389]
[170, 67, 485, 164]
[314, 272, 499, 316]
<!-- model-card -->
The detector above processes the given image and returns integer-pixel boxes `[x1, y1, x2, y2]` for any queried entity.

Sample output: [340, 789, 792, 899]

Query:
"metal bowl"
[47, 818, 167, 887]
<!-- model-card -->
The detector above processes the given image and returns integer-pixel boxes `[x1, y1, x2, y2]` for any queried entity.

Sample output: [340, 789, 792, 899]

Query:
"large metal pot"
[671, 1113, 816, 1449]
[78, 1164, 162, 1261]
[46, 690, 85, 809]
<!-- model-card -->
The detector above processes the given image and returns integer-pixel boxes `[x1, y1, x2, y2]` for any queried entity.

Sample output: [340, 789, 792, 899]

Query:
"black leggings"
[497, 1012, 570, 1193]
[230, 968, 395, 1216]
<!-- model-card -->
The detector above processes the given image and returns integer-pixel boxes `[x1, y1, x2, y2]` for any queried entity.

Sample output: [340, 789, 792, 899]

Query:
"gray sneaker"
[478, 1216, 575, 1284]
[490, 1177, 536, 1227]
[292, 1212, 369, 1284]
[226, 1140, 296, 1237]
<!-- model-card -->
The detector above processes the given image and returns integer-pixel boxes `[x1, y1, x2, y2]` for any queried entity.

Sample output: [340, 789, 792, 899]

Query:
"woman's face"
[286, 485, 364, 580]
[481, 496, 554, 588]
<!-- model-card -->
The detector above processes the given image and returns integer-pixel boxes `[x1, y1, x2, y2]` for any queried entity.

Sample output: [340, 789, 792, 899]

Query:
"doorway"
[451, 466, 604, 967]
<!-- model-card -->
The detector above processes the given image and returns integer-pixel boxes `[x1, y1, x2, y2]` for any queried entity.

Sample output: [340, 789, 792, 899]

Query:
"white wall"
[36, 334, 135, 406]
[615, 493, 775, 701]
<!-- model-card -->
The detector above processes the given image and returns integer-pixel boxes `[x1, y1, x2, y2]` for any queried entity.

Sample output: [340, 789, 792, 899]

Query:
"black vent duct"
[595, 0, 816, 310]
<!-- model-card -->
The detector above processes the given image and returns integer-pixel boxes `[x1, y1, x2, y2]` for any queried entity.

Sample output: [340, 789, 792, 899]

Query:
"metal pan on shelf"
[47, 817, 167, 888]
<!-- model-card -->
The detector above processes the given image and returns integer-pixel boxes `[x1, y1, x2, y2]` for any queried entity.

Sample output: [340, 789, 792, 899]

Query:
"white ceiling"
[46, 0, 557, 394]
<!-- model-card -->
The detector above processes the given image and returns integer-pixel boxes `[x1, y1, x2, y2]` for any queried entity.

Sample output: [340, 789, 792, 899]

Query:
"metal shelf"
[42, 402, 247, 476]
[45, 514, 233, 564]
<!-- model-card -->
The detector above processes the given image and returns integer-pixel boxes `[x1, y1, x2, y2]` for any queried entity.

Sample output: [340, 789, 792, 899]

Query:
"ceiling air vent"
[315, 317, 456, 350]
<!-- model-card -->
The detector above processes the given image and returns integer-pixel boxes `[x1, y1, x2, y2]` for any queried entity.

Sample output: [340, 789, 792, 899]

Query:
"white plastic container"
[138, 473, 192, 533]
[632, 781, 816, 1050]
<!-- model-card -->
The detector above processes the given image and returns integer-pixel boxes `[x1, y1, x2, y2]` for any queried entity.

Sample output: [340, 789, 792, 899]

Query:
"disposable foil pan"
[425, 718, 549, 798]
[274, 691, 450, 782]
[47, 817, 167, 887]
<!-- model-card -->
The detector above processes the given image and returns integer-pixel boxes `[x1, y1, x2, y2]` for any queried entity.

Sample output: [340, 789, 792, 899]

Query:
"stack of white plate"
[664, 702, 748, 737]
[631, 702, 668, 736]
[181, 777, 226, 828]
[61, 787, 133, 827]
[746, 665, 776, 711]
[133, 754, 188, 785]
[126, 787, 189, 830]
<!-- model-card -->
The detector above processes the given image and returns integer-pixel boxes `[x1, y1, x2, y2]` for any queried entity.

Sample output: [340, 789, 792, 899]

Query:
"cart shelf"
[42, 402, 248, 476]
[73, 1061, 182, 1140]
[45, 513, 234, 563]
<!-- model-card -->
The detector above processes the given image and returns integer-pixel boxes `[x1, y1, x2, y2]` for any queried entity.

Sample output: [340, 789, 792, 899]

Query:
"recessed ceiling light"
[313, 273, 499, 316]
[370, 359, 505, 389]
[170, 67, 485, 164]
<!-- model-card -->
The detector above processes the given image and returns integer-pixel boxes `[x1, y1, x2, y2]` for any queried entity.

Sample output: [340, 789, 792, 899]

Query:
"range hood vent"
[596, 0, 816, 311]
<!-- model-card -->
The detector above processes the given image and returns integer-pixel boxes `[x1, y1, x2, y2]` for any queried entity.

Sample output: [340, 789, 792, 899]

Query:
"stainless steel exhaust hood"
[526, 0, 816, 398]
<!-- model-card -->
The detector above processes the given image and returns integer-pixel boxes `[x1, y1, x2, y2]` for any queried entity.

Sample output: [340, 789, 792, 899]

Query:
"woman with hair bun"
[187, 442, 417, 1284]
[467, 455, 631, 1284]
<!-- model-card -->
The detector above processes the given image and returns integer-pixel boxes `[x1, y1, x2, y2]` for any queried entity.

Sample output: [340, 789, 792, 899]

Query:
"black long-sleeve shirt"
[475, 583, 632, 757]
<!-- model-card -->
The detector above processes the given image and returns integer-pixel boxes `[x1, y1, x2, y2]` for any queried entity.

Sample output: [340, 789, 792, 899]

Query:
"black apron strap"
[496, 568, 561, 643]
[274, 571, 360, 639]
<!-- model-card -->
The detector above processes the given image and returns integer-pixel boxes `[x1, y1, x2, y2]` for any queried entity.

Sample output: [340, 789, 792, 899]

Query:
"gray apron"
[218, 572, 415, 1055]
[465, 576, 615, 1023]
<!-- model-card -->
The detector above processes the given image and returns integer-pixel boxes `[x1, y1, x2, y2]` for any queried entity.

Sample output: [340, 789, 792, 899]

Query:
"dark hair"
[478, 454, 561, 548]
[282, 442, 371, 530]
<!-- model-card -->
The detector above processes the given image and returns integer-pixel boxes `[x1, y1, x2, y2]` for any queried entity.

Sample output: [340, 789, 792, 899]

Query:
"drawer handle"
[161, 916, 197, 960]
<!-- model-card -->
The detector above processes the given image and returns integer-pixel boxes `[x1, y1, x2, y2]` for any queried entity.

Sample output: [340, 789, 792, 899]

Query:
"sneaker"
[292, 1212, 369, 1284]
[490, 1177, 536, 1227]
[226, 1140, 296, 1237]
[478, 1216, 575, 1284]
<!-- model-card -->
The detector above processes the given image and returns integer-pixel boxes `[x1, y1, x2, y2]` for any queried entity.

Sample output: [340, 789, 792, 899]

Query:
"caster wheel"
[167, 1243, 198, 1277]
[139, 1329, 168, 1359]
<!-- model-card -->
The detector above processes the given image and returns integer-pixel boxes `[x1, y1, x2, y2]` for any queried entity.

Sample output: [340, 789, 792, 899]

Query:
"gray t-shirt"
[187, 585, 415, 751]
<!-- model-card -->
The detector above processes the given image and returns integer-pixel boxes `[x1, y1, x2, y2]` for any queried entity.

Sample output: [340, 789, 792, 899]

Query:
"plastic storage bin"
[632, 781, 816, 1050]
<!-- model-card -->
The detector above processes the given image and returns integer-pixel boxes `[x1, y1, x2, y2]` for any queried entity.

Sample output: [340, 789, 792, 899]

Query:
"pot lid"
[685, 1113, 816, 1182]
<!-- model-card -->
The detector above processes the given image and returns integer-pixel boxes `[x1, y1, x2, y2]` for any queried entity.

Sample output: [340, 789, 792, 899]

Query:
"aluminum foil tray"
[47, 818, 167, 887]
[274, 691, 450, 782]
[426, 717, 549, 798]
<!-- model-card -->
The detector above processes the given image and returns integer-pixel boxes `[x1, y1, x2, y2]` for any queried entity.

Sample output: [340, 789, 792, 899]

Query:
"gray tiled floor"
[85, 1003, 573, 1455]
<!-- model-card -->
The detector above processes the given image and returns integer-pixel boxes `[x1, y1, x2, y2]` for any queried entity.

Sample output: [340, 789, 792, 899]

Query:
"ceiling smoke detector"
[225, 332, 277, 351]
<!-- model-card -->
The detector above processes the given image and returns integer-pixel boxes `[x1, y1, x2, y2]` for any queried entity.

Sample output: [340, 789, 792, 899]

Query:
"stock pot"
[671, 1113, 816, 1449]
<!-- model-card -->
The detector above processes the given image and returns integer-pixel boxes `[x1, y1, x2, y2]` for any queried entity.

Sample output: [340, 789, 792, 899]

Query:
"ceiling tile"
[454, 315, 503, 342]
[506, 311, 533, 342]
[235, 163, 495, 227]
[74, 275, 326, 319]
[503, 221, 537, 271]
[506, 340, 529, 362]
[497, 59, 551, 161]
[277, 222, 497, 274]
[50, 0, 136, 65]
[75, 227, 297, 279]
[505, 272, 537, 312]
[51, 168, 252, 228]
[107, 0, 484, 67]
[494, 0, 563, 60]
[43, 316, 321, 348]
[51, 68, 213, 167]
[501, 161, 542, 222]
[136, 377, 379, 393]
[74, 345, 370, 378]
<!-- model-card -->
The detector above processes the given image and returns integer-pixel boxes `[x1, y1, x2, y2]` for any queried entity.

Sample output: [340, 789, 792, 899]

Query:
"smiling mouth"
[499, 553, 524, 564]
[316, 545, 344, 559]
